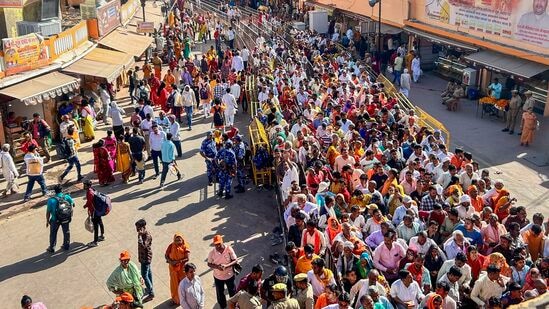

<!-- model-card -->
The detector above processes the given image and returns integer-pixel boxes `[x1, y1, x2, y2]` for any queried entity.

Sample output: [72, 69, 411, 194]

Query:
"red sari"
[149, 77, 160, 105]
[467, 252, 486, 282]
[157, 88, 169, 112]
[102, 136, 117, 171]
[93, 146, 115, 185]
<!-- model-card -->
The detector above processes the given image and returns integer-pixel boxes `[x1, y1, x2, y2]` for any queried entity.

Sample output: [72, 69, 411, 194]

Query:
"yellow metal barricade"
[248, 118, 272, 186]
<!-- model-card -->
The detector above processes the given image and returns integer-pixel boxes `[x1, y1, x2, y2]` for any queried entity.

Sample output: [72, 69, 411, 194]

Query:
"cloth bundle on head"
[460, 194, 471, 204]
[318, 181, 330, 193]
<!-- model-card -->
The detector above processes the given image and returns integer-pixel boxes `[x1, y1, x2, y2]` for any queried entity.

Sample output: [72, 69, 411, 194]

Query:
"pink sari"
[102, 136, 117, 171]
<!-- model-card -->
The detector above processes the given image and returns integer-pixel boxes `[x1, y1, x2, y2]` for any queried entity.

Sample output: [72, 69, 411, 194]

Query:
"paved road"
[409, 72, 549, 215]
[0, 101, 281, 308]
[0, 13, 281, 306]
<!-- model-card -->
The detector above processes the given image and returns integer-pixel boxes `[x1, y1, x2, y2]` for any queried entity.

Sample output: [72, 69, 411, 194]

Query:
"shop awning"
[403, 26, 478, 53]
[464, 51, 549, 79]
[62, 58, 123, 83]
[84, 47, 135, 68]
[99, 30, 153, 57]
[380, 24, 402, 35]
[0, 72, 80, 105]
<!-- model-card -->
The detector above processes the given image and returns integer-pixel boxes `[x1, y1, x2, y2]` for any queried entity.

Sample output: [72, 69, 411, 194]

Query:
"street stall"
[0, 72, 80, 160]
[403, 27, 478, 78]
[464, 50, 549, 117]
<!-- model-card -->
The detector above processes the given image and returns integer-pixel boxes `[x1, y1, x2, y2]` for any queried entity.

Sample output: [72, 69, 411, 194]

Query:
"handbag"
[85, 216, 94, 233]
[233, 262, 242, 275]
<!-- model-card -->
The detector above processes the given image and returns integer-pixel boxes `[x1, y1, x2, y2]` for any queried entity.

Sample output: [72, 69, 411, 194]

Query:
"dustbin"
[468, 88, 479, 100]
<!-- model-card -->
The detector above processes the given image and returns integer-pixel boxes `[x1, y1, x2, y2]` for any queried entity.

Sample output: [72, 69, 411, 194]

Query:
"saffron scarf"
[326, 217, 341, 244]
[407, 263, 423, 286]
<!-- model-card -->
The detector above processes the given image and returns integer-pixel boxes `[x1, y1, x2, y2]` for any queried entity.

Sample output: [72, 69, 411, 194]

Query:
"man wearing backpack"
[46, 184, 75, 252]
[181, 85, 197, 131]
[58, 127, 84, 183]
[199, 78, 212, 118]
[83, 180, 107, 247]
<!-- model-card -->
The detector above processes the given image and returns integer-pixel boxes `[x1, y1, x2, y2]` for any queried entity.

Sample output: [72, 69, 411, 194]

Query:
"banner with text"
[0, 0, 23, 8]
[424, 0, 549, 48]
[97, 0, 121, 37]
[2, 34, 50, 76]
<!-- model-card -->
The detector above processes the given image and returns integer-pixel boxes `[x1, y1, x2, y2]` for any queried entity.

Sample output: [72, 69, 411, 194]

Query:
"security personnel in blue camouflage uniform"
[199, 131, 218, 186]
[233, 135, 246, 193]
[216, 140, 237, 199]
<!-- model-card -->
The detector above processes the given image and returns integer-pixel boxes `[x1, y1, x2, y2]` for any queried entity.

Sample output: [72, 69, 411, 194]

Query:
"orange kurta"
[523, 230, 543, 262]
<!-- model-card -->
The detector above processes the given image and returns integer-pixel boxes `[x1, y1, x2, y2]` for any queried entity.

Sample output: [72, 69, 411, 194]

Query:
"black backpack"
[93, 190, 112, 217]
[56, 138, 72, 160]
[200, 86, 209, 100]
[139, 88, 149, 101]
[213, 106, 224, 126]
[167, 92, 176, 108]
[54, 196, 73, 224]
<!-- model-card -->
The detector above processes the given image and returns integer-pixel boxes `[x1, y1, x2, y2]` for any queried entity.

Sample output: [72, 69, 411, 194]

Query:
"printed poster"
[424, 0, 549, 48]
[2, 34, 50, 76]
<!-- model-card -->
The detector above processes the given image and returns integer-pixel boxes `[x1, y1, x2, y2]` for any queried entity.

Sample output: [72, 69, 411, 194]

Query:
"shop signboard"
[120, 0, 139, 25]
[97, 0, 121, 37]
[2, 34, 50, 76]
[424, 0, 549, 48]
[137, 21, 155, 33]
[0, 0, 23, 8]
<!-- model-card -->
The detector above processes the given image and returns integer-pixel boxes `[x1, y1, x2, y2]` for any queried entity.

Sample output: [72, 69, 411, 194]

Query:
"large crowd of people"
[2, 0, 548, 308]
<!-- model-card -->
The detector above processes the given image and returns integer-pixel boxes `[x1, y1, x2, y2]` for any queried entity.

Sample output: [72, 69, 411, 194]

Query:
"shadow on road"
[0, 242, 89, 283]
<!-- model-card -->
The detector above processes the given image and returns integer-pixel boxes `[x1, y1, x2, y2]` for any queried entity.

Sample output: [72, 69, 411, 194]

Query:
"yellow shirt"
[295, 254, 319, 274]
[326, 146, 340, 167]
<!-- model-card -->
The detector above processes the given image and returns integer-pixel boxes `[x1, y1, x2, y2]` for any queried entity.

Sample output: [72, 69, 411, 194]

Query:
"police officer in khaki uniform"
[268, 283, 300, 309]
[503, 90, 522, 134]
[293, 273, 314, 309]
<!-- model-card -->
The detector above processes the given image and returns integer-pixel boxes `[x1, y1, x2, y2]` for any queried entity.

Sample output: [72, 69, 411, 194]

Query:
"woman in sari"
[174, 40, 181, 61]
[81, 100, 96, 141]
[116, 135, 132, 183]
[220, 56, 232, 80]
[93, 139, 115, 186]
[399, 248, 418, 270]
[148, 75, 160, 106]
[156, 82, 169, 112]
[467, 245, 486, 283]
[520, 108, 537, 147]
[68, 114, 81, 150]
[521, 267, 541, 292]
[355, 252, 373, 280]
[165, 233, 190, 305]
[183, 36, 192, 60]
[483, 252, 511, 277]
[106, 251, 143, 306]
[335, 193, 350, 217]
[493, 189, 511, 221]
[102, 130, 117, 171]
[325, 217, 341, 246]
[425, 244, 444, 286]
[425, 294, 443, 309]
